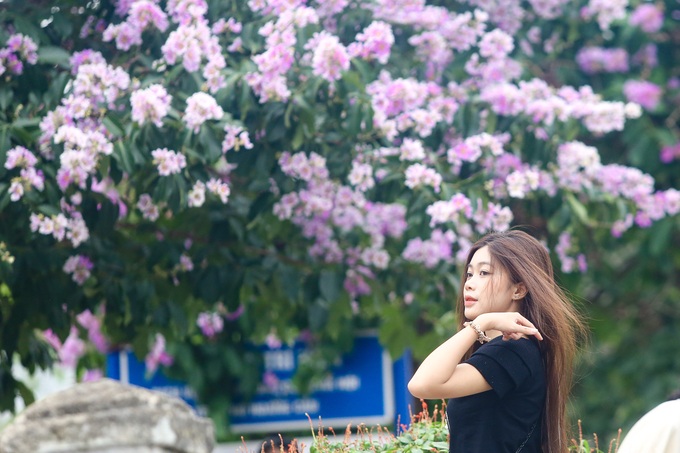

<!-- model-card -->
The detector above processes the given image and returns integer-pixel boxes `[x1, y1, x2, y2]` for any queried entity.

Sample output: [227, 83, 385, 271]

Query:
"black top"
[446, 336, 546, 453]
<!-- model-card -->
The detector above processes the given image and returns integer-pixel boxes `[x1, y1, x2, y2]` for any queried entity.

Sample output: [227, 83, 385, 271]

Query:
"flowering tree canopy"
[1, 0, 679, 435]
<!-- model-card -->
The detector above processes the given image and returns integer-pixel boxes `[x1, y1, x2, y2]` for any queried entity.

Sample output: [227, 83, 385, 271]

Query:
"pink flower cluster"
[404, 198, 513, 268]
[183, 92, 224, 132]
[72, 63, 132, 108]
[186, 178, 231, 206]
[188, 181, 206, 207]
[348, 21, 394, 64]
[145, 333, 173, 375]
[314, 0, 349, 20]
[622, 80, 662, 110]
[576, 47, 629, 74]
[367, 72, 460, 140]
[163, 21, 225, 87]
[404, 163, 442, 193]
[556, 141, 601, 191]
[629, 3, 664, 33]
[466, 0, 523, 34]
[447, 132, 506, 170]
[372, 3, 487, 55]
[0, 33, 38, 76]
[402, 229, 456, 268]
[482, 152, 555, 199]
[30, 212, 90, 248]
[660, 143, 680, 163]
[4, 146, 44, 202]
[178, 253, 193, 271]
[197, 311, 224, 338]
[505, 167, 541, 198]
[347, 160, 375, 192]
[103, 0, 169, 51]
[167, 0, 208, 25]
[222, 124, 253, 152]
[399, 139, 427, 161]
[79, 15, 107, 40]
[408, 31, 451, 80]
[246, 5, 318, 102]
[526, 0, 571, 20]
[151, 148, 187, 176]
[555, 232, 587, 273]
[137, 194, 160, 221]
[273, 151, 407, 299]
[63, 254, 94, 285]
[306, 31, 350, 83]
[92, 177, 129, 218]
[427, 194, 473, 227]
[76, 309, 109, 352]
[206, 178, 231, 203]
[480, 79, 641, 135]
[43, 327, 86, 368]
[374, 5, 487, 80]
[31, 55, 134, 252]
[580, 0, 627, 30]
[69, 50, 107, 75]
[478, 29, 514, 59]
[54, 126, 114, 190]
[552, 147, 680, 233]
[131, 84, 172, 127]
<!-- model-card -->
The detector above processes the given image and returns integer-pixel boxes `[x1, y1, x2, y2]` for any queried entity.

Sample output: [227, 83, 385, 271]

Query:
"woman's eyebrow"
[467, 261, 493, 268]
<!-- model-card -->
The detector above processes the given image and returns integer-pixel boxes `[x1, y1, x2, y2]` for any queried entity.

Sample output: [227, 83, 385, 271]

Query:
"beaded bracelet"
[464, 321, 491, 344]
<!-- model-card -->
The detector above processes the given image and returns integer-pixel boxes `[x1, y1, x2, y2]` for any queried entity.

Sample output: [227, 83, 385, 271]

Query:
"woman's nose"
[465, 276, 475, 290]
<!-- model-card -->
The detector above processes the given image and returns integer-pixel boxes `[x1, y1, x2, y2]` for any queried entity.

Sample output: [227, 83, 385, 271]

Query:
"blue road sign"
[106, 332, 414, 433]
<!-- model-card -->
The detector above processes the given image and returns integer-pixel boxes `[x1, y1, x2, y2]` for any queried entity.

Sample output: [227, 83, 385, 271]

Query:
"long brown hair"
[456, 230, 586, 453]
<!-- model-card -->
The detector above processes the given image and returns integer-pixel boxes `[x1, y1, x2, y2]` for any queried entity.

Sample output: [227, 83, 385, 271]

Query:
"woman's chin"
[463, 308, 478, 320]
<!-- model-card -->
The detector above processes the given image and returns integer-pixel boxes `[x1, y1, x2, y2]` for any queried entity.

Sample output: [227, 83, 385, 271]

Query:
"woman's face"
[463, 246, 521, 320]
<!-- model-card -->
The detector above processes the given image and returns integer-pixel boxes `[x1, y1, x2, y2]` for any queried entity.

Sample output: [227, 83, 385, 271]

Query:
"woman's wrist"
[464, 320, 491, 344]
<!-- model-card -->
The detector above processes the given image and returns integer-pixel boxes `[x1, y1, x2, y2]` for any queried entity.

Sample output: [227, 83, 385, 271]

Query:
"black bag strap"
[515, 421, 537, 453]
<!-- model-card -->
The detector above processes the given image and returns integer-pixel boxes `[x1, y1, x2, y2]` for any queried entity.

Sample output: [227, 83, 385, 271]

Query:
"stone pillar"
[0, 378, 214, 453]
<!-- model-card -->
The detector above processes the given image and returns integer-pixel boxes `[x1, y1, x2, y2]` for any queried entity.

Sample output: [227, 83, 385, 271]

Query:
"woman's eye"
[465, 272, 473, 279]
[480, 270, 491, 276]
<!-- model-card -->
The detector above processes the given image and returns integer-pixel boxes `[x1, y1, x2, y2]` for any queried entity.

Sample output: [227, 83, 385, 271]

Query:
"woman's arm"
[407, 323, 490, 399]
[407, 312, 542, 400]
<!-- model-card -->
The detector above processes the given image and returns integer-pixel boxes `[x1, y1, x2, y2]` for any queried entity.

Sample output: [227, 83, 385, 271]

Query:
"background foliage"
[0, 0, 679, 442]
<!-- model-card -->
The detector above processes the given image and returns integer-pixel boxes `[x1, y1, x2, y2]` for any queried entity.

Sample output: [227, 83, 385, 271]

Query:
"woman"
[408, 230, 584, 453]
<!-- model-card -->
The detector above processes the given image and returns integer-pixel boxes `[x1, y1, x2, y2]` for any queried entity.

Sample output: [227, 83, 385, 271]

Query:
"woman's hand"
[475, 312, 543, 341]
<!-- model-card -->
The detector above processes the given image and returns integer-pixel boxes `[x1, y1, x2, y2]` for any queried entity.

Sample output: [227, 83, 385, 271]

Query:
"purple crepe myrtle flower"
[82, 368, 104, 382]
[76, 309, 109, 353]
[59, 326, 86, 368]
[145, 333, 173, 375]
[196, 311, 224, 338]
[265, 332, 282, 349]
[224, 304, 245, 321]
[629, 3, 664, 34]
[660, 143, 680, 163]
[622, 80, 662, 110]
[63, 255, 94, 285]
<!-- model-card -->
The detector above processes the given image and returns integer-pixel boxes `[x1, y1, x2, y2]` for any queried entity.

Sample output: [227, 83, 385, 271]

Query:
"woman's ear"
[512, 283, 528, 300]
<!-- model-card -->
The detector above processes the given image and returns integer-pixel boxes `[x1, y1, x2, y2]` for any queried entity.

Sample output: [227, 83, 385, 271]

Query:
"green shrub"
[306, 402, 448, 453]
[253, 407, 620, 453]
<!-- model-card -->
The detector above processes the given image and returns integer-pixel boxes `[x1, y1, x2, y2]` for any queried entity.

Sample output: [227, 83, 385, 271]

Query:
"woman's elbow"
[407, 378, 429, 399]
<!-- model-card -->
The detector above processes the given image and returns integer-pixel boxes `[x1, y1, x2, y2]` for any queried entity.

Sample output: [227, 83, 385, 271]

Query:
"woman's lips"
[464, 297, 477, 307]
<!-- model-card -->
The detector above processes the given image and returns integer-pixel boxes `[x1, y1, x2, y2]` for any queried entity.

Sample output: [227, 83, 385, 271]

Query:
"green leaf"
[37, 46, 71, 67]
[291, 123, 305, 150]
[308, 297, 330, 332]
[319, 270, 340, 303]
[565, 192, 591, 226]
[11, 117, 41, 129]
